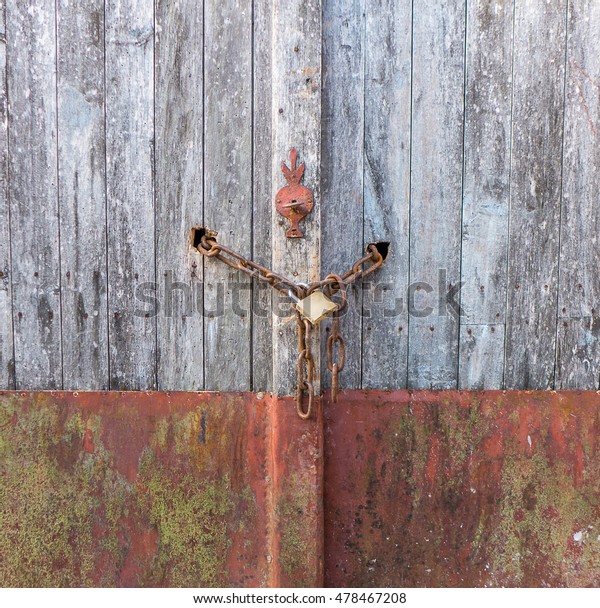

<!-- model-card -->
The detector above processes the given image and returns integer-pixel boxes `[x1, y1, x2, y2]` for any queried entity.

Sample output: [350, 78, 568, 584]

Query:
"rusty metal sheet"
[324, 390, 600, 587]
[0, 391, 322, 587]
[3, 389, 600, 588]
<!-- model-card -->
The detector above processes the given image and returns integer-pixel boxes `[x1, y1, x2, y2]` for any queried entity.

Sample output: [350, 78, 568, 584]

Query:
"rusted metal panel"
[2, 389, 600, 588]
[324, 390, 600, 587]
[0, 391, 322, 587]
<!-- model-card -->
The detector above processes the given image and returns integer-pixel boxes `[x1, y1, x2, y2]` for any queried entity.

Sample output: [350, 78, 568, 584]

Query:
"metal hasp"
[275, 148, 314, 238]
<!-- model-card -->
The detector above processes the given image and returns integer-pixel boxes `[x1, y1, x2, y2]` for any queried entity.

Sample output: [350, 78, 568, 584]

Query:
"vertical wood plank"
[0, 0, 13, 389]
[556, 0, 600, 389]
[361, 0, 412, 389]
[57, 0, 109, 389]
[155, 0, 203, 390]
[105, 0, 156, 390]
[459, 323, 504, 389]
[408, 0, 466, 389]
[7, 0, 62, 389]
[203, 0, 252, 391]
[556, 317, 600, 389]
[321, 0, 364, 389]
[271, 0, 321, 395]
[269, 1, 323, 583]
[252, 0, 273, 392]
[458, 0, 513, 389]
[504, 0, 567, 389]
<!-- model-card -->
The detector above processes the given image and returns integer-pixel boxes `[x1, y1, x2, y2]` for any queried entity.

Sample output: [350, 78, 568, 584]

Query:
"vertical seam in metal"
[502, 0, 517, 389]
[456, 0, 468, 389]
[54, 0, 65, 390]
[553, 0, 570, 390]
[406, 0, 414, 389]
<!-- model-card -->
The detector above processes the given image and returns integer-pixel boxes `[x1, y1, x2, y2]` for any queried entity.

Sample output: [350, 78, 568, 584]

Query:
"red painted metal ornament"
[275, 148, 314, 238]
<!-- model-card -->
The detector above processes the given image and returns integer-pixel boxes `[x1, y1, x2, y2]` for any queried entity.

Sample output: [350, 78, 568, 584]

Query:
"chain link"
[199, 235, 304, 298]
[197, 229, 385, 418]
[323, 274, 346, 403]
[295, 312, 314, 419]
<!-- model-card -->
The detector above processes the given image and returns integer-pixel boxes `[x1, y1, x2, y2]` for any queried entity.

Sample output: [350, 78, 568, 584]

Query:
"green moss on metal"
[136, 448, 235, 587]
[390, 408, 430, 504]
[486, 452, 600, 586]
[277, 472, 314, 586]
[439, 398, 488, 467]
[0, 398, 130, 586]
[0, 396, 257, 587]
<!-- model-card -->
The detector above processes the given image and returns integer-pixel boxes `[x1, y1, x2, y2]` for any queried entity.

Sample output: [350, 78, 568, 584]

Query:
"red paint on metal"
[2, 389, 600, 587]
[0, 391, 322, 587]
[324, 390, 600, 587]
[275, 148, 314, 238]
[269, 396, 324, 586]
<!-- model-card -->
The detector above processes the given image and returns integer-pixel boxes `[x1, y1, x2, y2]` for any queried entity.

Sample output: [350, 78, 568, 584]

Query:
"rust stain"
[0, 391, 322, 588]
[324, 390, 600, 588]
[275, 148, 314, 238]
[1, 390, 599, 587]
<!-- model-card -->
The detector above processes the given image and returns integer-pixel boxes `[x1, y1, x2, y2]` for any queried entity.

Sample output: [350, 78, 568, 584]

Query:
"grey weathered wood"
[361, 0, 412, 390]
[57, 0, 109, 389]
[459, 324, 505, 389]
[407, 0, 466, 389]
[271, 0, 321, 395]
[203, 0, 252, 391]
[3, 0, 600, 392]
[252, 0, 273, 392]
[504, 0, 567, 390]
[7, 0, 63, 389]
[459, 0, 513, 389]
[321, 0, 364, 389]
[0, 0, 13, 389]
[105, 0, 156, 390]
[556, 0, 600, 389]
[155, 0, 204, 390]
[555, 317, 600, 390]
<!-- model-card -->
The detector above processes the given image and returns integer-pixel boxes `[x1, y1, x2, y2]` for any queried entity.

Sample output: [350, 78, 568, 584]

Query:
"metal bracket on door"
[275, 148, 314, 238]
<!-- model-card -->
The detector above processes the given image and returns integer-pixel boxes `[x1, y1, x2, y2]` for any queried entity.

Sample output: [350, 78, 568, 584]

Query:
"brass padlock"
[292, 290, 338, 325]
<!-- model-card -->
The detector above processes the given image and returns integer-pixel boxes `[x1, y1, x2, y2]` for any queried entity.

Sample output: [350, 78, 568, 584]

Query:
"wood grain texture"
[203, 0, 252, 391]
[3, 0, 600, 392]
[155, 0, 203, 390]
[504, 0, 567, 390]
[556, 0, 600, 389]
[252, 0, 273, 392]
[459, 0, 513, 389]
[459, 324, 505, 389]
[361, 0, 411, 389]
[57, 0, 108, 389]
[7, 0, 63, 389]
[0, 0, 13, 389]
[321, 0, 364, 389]
[105, 0, 156, 390]
[555, 317, 600, 389]
[407, 0, 466, 389]
[271, 0, 321, 395]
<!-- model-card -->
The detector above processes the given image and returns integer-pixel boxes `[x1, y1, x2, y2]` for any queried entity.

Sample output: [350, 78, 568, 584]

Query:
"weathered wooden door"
[1, 0, 600, 588]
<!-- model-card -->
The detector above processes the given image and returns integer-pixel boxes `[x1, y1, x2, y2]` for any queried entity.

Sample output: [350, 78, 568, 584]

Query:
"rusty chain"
[322, 274, 346, 403]
[295, 312, 314, 419]
[197, 228, 385, 418]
